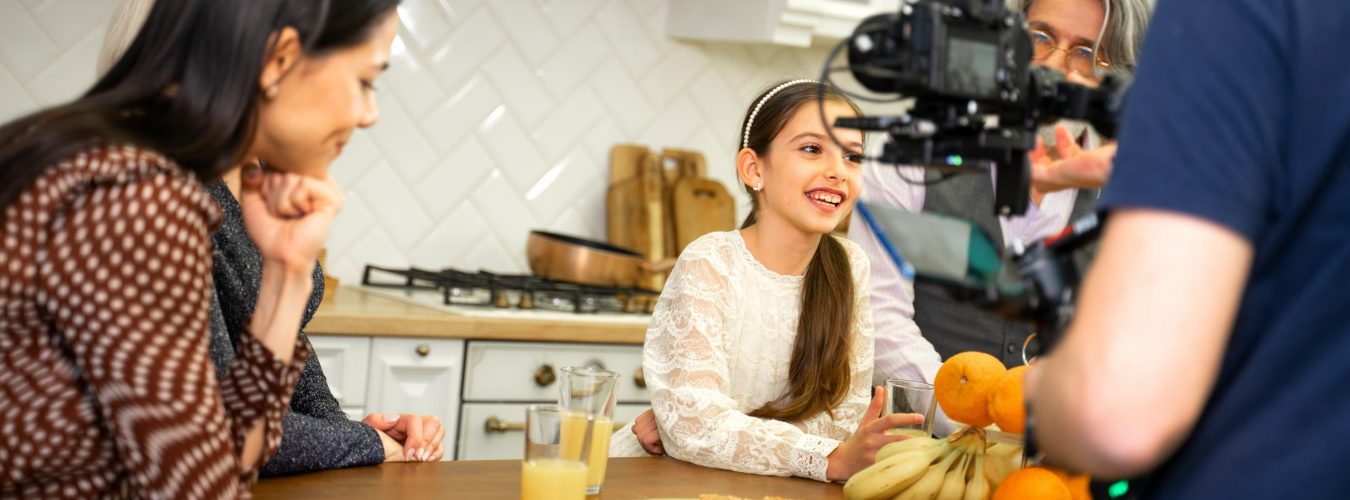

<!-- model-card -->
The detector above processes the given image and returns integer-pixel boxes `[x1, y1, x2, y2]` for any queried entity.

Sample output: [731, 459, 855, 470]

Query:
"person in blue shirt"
[1025, 0, 1350, 497]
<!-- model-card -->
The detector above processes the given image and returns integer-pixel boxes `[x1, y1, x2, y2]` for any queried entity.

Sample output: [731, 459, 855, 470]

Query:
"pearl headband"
[741, 79, 819, 150]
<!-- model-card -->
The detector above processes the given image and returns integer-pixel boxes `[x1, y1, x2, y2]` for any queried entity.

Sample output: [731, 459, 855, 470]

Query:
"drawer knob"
[415, 344, 431, 357]
[484, 416, 525, 433]
[534, 364, 556, 387]
[634, 367, 646, 389]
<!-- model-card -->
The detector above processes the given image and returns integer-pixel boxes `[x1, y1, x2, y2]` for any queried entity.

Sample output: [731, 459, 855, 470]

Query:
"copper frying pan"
[526, 230, 658, 289]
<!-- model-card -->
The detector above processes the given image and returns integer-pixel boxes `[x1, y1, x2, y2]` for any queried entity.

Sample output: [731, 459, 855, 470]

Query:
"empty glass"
[884, 378, 937, 438]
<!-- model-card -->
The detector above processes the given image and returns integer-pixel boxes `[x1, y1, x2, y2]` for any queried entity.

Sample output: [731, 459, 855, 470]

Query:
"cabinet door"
[463, 341, 648, 404]
[307, 335, 371, 408]
[458, 403, 650, 461]
[366, 338, 465, 461]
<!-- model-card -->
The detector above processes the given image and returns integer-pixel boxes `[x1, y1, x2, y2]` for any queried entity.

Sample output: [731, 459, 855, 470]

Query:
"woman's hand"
[365, 413, 446, 462]
[1029, 124, 1117, 196]
[632, 408, 664, 455]
[374, 428, 406, 463]
[826, 387, 926, 481]
[239, 163, 344, 273]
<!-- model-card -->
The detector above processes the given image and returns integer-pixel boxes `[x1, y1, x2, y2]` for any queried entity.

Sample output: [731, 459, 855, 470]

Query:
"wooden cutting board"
[607, 145, 652, 255]
[671, 176, 736, 254]
[664, 149, 736, 254]
[606, 146, 668, 266]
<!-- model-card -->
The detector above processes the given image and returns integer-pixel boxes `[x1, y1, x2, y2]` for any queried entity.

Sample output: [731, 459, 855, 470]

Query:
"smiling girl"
[610, 80, 923, 482]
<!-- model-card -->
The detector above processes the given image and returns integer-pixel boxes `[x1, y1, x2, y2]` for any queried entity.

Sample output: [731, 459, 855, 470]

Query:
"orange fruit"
[1065, 474, 1093, 500]
[988, 365, 1029, 434]
[993, 467, 1071, 500]
[1042, 467, 1092, 500]
[934, 352, 1006, 428]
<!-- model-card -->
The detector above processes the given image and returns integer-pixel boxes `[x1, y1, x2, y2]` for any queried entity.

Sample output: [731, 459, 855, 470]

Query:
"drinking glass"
[558, 366, 619, 495]
[521, 404, 588, 500]
[884, 378, 937, 438]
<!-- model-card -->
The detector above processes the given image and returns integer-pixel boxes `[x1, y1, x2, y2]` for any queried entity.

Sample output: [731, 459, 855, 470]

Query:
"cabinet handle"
[484, 416, 525, 433]
[534, 364, 556, 387]
[634, 367, 646, 389]
[415, 344, 431, 357]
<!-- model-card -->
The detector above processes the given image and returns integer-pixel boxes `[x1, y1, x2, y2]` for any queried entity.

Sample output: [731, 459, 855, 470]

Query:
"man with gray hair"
[851, 0, 1154, 427]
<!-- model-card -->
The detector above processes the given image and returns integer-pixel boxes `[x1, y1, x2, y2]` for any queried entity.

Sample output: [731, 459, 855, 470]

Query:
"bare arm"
[1026, 209, 1252, 477]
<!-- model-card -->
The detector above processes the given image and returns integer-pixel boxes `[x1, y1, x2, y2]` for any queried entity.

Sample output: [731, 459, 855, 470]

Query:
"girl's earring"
[264, 84, 279, 100]
[754, 181, 763, 192]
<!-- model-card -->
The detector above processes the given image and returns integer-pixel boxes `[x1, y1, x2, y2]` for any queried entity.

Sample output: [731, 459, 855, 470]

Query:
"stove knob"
[518, 292, 535, 310]
[494, 293, 511, 309]
[534, 364, 556, 387]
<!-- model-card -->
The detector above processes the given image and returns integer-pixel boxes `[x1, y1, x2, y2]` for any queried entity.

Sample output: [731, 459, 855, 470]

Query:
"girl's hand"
[632, 408, 665, 455]
[826, 387, 926, 481]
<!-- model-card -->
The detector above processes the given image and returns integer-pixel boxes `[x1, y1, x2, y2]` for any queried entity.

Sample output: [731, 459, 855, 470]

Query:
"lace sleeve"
[800, 240, 875, 441]
[644, 250, 840, 482]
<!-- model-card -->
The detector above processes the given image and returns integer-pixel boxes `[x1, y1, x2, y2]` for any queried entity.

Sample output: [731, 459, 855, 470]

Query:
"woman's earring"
[754, 181, 763, 192]
[264, 84, 279, 99]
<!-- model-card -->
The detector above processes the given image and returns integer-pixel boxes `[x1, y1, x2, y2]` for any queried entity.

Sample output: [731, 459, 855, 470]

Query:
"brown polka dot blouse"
[0, 145, 309, 498]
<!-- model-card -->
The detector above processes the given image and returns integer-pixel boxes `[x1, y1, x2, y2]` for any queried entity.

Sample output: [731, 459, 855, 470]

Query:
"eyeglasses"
[1030, 29, 1110, 78]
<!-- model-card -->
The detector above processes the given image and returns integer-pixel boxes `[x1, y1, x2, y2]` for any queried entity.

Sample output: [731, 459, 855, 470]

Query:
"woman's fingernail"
[405, 449, 416, 461]
[386, 415, 399, 424]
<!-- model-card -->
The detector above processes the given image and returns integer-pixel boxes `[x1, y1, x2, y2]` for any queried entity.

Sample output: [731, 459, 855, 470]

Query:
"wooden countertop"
[306, 286, 647, 344]
[254, 457, 843, 499]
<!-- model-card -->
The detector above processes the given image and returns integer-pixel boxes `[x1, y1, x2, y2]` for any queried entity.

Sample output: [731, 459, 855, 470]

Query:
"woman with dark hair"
[96, 0, 445, 475]
[0, 0, 400, 496]
[609, 81, 925, 482]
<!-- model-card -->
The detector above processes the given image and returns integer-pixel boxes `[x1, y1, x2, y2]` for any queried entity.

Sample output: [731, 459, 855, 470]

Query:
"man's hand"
[632, 409, 664, 455]
[364, 413, 446, 462]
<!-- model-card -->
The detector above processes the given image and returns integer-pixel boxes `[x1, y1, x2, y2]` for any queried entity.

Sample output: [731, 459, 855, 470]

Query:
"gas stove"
[359, 265, 658, 324]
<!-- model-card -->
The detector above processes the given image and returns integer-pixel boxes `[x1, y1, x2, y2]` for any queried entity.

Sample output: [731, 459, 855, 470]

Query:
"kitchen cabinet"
[458, 341, 649, 460]
[457, 403, 650, 461]
[308, 335, 649, 461]
[462, 341, 648, 404]
[667, 0, 900, 48]
[306, 335, 371, 419]
[364, 338, 465, 460]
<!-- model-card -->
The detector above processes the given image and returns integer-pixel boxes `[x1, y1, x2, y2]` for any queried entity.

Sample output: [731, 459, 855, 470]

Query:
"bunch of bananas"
[842, 431, 1023, 500]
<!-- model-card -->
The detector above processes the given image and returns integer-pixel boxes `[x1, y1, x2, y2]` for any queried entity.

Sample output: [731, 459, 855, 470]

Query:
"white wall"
[0, 0, 833, 282]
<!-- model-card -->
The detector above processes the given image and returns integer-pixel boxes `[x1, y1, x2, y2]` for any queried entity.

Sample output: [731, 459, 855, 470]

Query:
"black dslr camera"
[832, 0, 1127, 218]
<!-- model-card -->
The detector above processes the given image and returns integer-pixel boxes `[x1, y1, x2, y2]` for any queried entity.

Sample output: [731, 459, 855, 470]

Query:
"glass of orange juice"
[558, 366, 619, 495]
[522, 404, 588, 500]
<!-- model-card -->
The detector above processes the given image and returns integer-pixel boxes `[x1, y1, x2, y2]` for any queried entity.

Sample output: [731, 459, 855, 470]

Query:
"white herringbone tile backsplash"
[0, 0, 835, 282]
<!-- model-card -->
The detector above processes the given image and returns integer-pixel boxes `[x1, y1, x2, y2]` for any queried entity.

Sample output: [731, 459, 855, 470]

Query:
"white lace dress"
[609, 231, 875, 482]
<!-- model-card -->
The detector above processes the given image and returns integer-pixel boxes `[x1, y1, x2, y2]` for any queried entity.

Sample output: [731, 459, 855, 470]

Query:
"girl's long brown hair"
[740, 81, 862, 422]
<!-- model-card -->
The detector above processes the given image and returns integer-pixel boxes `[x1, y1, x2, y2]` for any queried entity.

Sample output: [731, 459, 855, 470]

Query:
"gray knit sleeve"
[259, 333, 386, 477]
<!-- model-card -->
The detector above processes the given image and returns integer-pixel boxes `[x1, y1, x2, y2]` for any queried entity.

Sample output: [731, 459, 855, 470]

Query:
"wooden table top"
[254, 457, 843, 499]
